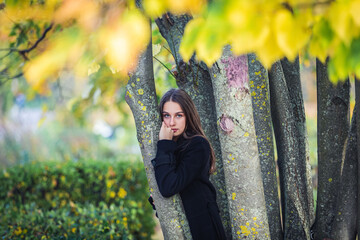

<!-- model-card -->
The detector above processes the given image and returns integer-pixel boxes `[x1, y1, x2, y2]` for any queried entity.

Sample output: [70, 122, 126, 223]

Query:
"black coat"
[152, 136, 226, 240]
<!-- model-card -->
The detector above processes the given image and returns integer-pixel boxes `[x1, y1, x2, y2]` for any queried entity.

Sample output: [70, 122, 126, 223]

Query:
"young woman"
[151, 89, 226, 240]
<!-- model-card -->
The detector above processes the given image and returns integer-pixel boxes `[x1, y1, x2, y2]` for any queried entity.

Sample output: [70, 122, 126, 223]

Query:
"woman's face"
[162, 101, 186, 139]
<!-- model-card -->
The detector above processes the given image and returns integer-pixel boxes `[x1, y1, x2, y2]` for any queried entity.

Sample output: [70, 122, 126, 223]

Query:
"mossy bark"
[268, 61, 312, 240]
[313, 59, 350, 240]
[248, 54, 283, 240]
[209, 46, 271, 239]
[155, 13, 231, 238]
[125, 30, 189, 239]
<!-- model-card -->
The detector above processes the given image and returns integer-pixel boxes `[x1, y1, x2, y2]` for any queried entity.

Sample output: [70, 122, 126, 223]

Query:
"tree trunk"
[356, 78, 360, 239]
[155, 13, 231, 238]
[125, 28, 190, 239]
[280, 57, 315, 226]
[268, 61, 312, 240]
[331, 111, 358, 240]
[209, 46, 271, 239]
[313, 59, 350, 240]
[248, 53, 283, 240]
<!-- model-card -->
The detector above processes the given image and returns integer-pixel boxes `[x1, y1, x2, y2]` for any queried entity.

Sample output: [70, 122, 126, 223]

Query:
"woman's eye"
[163, 114, 170, 118]
[176, 114, 183, 118]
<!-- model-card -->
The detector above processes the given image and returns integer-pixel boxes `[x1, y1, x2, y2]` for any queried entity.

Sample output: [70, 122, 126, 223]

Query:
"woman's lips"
[171, 129, 178, 132]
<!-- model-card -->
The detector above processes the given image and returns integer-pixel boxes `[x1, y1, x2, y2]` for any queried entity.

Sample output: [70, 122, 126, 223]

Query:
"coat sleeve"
[153, 137, 210, 198]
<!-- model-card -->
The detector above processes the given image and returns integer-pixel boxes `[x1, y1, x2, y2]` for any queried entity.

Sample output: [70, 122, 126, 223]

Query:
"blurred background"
[0, 17, 177, 238]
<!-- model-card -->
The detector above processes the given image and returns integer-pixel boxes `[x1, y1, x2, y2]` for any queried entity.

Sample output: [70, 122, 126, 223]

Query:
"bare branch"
[0, 51, 14, 61]
[0, 24, 54, 61]
[153, 56, 176, 79]
[18, 23, 53, 55]
[0, 72, 23, 86]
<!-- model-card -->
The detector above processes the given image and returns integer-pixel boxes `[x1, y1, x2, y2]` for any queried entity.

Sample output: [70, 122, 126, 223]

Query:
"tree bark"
[209, 46, 271, 239]
[313, 59, 350, 240]
[280, 57, 315, 226]
[331, 110, 358, 240]
[155, 13, 231, 238]
[268, 61, 312, 240]
[356, 78, 360, 239]
[248, 53, 283, 240]
[125, 26, 190, 239]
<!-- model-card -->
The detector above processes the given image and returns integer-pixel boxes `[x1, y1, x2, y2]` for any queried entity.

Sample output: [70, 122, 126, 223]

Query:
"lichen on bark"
[331, 111, 357, 240]
[155, 13, 230, 238]
[269, 61, 312, 240]
[313, 59, 350, 240]
[125, 27, 189, 239]
[248, 53, 283, 240]
[210, 46, 270, 240]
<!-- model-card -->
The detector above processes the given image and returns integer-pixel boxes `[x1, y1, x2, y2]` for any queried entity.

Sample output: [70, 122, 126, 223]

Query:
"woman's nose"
[170, 117, 175, 126]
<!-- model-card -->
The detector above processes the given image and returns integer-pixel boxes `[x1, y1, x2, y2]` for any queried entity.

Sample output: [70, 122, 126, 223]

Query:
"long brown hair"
[159, 88, 216, 174]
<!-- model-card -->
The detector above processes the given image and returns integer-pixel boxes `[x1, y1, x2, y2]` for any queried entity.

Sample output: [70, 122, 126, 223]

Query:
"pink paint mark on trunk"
[221, 55, 249, 89]
[219, 114, 234, 134]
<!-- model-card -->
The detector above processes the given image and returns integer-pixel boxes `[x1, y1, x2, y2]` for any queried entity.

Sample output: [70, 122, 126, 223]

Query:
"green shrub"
[0, 159, 155, 239]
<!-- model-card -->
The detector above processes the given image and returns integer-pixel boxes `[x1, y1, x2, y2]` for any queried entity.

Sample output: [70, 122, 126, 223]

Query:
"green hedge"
[0, 159, 155, 239]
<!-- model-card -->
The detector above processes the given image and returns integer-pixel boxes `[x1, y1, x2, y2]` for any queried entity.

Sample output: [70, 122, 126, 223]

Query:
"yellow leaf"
[328, 2, 356, 46]
[118, 187, 127, 198]
[226, 1, 267, 55]
[24, 28, 84, 94]
[328, 43, 350, 82]
[231, 23, 270, 56]
[350, 0, 360, 26]
[110, 191, 116, 198]
[100, 9, 150, 74]
[274, 9, 310, 61]
[54, 0, 99, 31]
[256, 27, 283, 68]
[4, 2, 56, 22]
[195, 21, 225, 66]
[179, 18, 206, 62]
[88, 63, 101, 76]
[167, 0, 206, 15]
[308, 18, 334, 63]
[143, 0, 167, 18]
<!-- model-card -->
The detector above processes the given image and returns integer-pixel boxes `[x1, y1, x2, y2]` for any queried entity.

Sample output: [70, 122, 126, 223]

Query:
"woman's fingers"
[159, 121, 173, 140]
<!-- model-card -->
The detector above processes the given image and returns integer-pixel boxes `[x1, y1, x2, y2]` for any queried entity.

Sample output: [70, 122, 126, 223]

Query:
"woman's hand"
[159, 122, 173, 140]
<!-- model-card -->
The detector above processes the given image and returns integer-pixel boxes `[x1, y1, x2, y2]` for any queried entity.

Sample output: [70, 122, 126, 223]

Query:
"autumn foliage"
[1, 0, 360, 92]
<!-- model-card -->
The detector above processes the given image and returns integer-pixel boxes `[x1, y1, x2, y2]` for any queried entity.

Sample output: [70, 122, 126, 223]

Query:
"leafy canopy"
[1, 0, 360, 90]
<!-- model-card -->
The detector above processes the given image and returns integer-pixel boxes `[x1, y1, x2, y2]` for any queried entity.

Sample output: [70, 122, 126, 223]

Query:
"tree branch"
[18, 23, 53, 55]
[153, 56, 176, 79]
[0, 24, 54, 61]
[0, 72, 23, 86]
